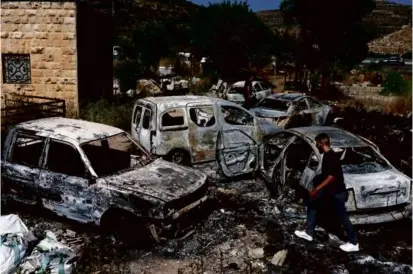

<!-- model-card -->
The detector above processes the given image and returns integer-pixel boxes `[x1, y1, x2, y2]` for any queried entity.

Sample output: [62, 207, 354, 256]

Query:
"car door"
[258, 81, 273, 97]
[38, 139, 95, 223]
[306, 97, 329, 125]
[252, 82, 263, 100]
[219, 104, 255, 139]
[1, 131, 46, 205]
[187, 103, 219, 162]
[216, 129, 258, 177]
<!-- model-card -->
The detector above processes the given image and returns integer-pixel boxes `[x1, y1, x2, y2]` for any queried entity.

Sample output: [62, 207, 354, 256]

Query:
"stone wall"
[1, 1, 78, 116]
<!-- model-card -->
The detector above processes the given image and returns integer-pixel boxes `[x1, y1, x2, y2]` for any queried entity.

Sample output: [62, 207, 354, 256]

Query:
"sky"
[189, 0, 412, 12]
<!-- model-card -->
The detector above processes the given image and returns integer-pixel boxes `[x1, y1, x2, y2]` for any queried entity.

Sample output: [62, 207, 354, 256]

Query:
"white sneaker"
[294, 230, 313, 241]
[339, 242, 359, 252]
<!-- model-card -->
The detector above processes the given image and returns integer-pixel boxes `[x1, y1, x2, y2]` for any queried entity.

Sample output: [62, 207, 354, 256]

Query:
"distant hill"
[256, 0, 412, 38]
[368, 26, 412, 54]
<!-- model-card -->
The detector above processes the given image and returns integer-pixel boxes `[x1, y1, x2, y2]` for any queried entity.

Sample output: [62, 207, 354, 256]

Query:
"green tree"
[382, 72, 408, 95]
[280, 0, 375, 94]
[190, 1, 278, 79]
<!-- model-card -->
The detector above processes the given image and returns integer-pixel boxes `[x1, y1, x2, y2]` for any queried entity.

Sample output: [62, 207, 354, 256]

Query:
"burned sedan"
[217, 126, 412, 224]
[1, 118, 208, 241]
[249, 93, 332, 128]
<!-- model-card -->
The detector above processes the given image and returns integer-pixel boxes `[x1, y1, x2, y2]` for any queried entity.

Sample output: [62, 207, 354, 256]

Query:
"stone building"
[1, 0, 79, 115]
[1, 0, 112, 117]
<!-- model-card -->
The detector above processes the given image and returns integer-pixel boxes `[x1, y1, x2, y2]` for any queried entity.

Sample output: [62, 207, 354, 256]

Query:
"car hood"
[104, 159, 207, 202]
[250, 108, 290, 118]
[344, 169, 411, 210]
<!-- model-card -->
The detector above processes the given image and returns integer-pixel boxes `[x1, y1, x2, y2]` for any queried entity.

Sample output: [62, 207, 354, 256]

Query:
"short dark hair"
[315, 133, 330, 146]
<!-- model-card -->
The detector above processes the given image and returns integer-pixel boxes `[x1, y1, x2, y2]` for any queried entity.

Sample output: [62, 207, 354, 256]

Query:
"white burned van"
[131, 96, 281, 165]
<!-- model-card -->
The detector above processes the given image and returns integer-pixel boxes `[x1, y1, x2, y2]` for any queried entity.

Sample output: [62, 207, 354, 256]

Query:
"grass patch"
[80, 98, 135, 131]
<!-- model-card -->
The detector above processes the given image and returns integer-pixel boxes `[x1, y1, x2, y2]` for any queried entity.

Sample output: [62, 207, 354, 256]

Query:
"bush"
[189, 78, 212, 95]
[382, 72, 408, 95]
[80, 98, 134, 131]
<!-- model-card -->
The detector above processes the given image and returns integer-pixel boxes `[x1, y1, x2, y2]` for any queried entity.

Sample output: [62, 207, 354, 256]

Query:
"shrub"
[80, 98, 134, 131]
[382, 72, 408, 95]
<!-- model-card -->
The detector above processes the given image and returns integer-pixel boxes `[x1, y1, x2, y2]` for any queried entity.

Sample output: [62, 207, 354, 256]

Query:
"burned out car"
[217, 126, 412, 224]
[249, 93, 332, 128]
[131, 96, 281, 165]
[1, 118, 208, 241]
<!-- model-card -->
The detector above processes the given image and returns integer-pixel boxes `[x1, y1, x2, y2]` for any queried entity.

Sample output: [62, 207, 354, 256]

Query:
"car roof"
[268, 93, 305, 101]
[139, 95, 241, 112]
[231, 80, 264, 87]
[15, 117, 124, 144]
[288, 126, 368, 147]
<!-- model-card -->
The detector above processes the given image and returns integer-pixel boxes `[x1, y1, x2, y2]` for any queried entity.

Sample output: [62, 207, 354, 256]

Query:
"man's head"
[315, 133, 330, 154]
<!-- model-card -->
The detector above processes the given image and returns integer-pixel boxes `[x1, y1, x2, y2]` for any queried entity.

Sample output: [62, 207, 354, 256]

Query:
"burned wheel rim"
[169, 150, 190, 165]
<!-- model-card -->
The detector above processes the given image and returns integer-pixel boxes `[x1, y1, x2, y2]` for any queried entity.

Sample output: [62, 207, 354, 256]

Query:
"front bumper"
[349, 203, 412, 225]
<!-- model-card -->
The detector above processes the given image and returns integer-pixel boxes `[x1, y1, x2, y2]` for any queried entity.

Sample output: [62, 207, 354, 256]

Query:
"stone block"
[51, 2, 64, 9]
[63, 2, 76, 10]
[34, 32, 48, 39]
[11, 32, 23, 39]
[31, 69, 44, 78]
[63, 17, 75, 25]
[24, 32, 34, 39]
[63, 33, 75, 40]
[49, 33, 63, 41]
[20, 16, 29, 24]
[12, 16, 21, 24]
[1, 24, 19, 32]
[62, 47, 76, 55]
[26, 9, 37, 17]
[1, 32, 9, 39]
[42, 2, 52, 9]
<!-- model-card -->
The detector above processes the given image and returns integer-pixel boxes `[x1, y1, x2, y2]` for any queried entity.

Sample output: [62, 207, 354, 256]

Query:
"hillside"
[368, 26, 412, 54]
[256, 0, 412, 38]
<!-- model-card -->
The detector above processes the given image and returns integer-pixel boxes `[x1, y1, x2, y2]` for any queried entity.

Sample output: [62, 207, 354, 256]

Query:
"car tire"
[167, 149, 191, 166]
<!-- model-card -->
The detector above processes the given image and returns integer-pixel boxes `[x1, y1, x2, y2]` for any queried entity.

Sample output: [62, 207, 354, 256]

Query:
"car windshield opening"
[334, 146, 390, 174]
[257, 98, 291, 111]
[81, 133, 150, 177]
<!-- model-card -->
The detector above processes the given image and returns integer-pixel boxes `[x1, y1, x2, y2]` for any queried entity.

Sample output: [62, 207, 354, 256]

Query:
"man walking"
[243, 74, 254, 109]
[294, 133, 359, 252]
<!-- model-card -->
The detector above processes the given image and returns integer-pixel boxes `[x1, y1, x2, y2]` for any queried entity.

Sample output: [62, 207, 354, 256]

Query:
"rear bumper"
[349, 203, 412, 225]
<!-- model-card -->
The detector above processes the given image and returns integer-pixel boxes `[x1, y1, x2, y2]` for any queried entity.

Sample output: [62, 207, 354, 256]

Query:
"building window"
[2, 54, 31, 84]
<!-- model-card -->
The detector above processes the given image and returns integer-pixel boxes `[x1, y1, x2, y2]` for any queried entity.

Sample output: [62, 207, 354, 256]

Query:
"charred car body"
[131, 96, 281, 165]
[217, 126, 412, 224]
[249, 93, 332, 129]
[1, 118, 208, 240]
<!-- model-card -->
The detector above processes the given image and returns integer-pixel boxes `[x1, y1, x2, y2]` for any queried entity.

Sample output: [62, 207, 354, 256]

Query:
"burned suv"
[1, 118, 208, 241]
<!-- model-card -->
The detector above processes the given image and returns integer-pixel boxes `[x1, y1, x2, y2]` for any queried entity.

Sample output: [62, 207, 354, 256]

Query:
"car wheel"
[270, 167, 287, 198]
[167, 149, 191, 166]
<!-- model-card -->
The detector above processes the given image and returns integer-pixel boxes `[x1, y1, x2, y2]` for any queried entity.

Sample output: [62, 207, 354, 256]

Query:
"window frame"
[43, 139, 88, 178]
[2, 53, 31, 84]
[253, 82, 262, 92]
[220, 105, 255, 126]
[132, 105, 143, 126]
[188, 105, 216, 128]
[295, 98, 309, 112]
[9, 132, 46, 168]
[141, 108, 152, 130]
[306, 97, 323, 109]
[159, 107, 188, 131]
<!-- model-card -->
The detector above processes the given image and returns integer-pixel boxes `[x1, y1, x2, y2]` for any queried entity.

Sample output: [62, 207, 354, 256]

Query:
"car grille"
[165, 182, 208, 212]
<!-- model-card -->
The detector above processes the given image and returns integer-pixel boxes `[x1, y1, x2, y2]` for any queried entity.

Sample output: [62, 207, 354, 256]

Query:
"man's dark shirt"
[320, 149, 346, 195]
[243, 80, 253, 108]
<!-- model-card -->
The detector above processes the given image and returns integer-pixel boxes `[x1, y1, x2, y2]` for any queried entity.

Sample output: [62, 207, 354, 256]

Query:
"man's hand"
[310, 189, 318, 199]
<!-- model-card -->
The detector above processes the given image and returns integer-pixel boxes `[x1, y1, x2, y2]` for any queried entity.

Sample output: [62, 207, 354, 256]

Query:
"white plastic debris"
[19, 231, 77, 274]
[0, 214, 36, 274]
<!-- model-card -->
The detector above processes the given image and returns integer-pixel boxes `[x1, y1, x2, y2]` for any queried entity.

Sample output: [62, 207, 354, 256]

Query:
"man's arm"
[315, 175, 335, 192]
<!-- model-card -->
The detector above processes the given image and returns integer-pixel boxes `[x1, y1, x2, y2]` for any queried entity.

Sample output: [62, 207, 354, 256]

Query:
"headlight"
[346, 189, 357, 212]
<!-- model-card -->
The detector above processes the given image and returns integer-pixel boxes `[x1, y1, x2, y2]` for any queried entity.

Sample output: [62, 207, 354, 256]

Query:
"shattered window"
[257, 98, 290, 111]
[295, 99, 308, 111]
[221, 105, 254, 126]
[46, 141, 85, 178]
[10, 134, 45, 167]
[161, 108, 185, 128]
[337, 146, 390, 174]
[227, 87, 244, 94]
[81, 133, 149, 177]
[307, 97, 323, 108]
[189, 106, 216, 127]
[133, 105, 143, 126]
[142, 109, 151, 130]
[253, 83, 262, 92]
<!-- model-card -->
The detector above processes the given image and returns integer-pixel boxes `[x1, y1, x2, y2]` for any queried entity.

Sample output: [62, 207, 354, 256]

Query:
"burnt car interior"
[334, 146, 389, 174]
[263, 133, 294, 170]
[257, 98, 291, 111]
[189, 107, 216, 127]
[284, 137, 314, 187]
[10, 134, 45, 167]
[161, 109, 185, 128]
[46, 140, 86, 177]
[81, 133, 148, 177]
